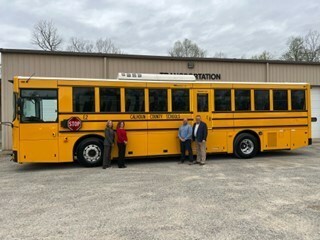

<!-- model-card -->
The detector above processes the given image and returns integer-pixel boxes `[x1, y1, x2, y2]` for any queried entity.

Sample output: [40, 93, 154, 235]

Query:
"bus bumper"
[308, 138, 312, 145]
[12, 151, 18, 162]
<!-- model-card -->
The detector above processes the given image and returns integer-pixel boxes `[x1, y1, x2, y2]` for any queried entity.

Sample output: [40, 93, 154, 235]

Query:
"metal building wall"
[107, 58, 267, 82]
[269, 64, 320, 84]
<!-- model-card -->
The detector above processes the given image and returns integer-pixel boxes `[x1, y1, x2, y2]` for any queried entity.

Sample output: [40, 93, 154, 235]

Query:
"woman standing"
[116, 121, 128, 168]
[102, 120, 115, 169]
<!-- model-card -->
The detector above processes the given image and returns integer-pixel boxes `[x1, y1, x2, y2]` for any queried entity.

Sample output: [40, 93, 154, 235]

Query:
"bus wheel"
[77, 138, 103, 167]
[234, 133, 258, 159]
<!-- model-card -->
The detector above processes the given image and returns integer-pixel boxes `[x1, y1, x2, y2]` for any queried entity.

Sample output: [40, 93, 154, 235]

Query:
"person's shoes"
[189, 161, 199, 165]
[199, 162, 205, 166]
[178, 161, 184, 164]
[103, 165, 111, 169]
[119, 165, 127, 168]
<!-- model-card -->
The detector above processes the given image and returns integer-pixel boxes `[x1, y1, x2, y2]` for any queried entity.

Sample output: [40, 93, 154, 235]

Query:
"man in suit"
[191, 115, 208, 165]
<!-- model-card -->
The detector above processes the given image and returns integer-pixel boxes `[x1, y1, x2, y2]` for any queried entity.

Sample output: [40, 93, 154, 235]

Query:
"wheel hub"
[240, 139, 254, 155]
[83, 144, 101, 162]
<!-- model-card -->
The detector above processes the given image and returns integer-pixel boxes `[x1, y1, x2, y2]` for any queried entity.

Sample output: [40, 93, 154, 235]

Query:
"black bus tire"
[234, 133, 259, 159]
[76, 138, 103, 167]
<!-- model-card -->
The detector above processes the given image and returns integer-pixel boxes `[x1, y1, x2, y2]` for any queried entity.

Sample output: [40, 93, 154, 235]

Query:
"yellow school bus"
[11, 73, 312, 167]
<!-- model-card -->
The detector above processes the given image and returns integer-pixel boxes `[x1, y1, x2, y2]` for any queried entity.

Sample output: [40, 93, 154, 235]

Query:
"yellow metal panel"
[207, 131, 227, 152]
[59, 87, 72, 112]
[288, 89, 292, 110]
[19, 79, 57, 88]
[291, 129, 308, 149]
[168, 89, 172, 112]
[20, 140, 58, 162]
[126, 132, 148, 156]
[148, 131, 180, 155]
[95, 87, 100, 112]
[251, 89, 255, 110]
[145, 88, 149, 112]
[120, 88, 125, 112]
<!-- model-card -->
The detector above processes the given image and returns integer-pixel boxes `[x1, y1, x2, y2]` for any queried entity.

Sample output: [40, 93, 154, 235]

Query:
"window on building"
[291, 90, 306, 110]
[149, 89, 167, 112]
[214, 89, 231, 111]
[235, 89, 251, 111]
[254, 90, 270, 111]
[172, 89, 190, 112]
[125, 88, 145, 112]
[100, 88, 120, 112]
[73, 87, 95, 112]
[273, 90, 288, 110]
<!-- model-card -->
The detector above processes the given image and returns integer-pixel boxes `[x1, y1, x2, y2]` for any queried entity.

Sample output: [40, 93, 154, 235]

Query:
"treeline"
[31, 20, 320, 62]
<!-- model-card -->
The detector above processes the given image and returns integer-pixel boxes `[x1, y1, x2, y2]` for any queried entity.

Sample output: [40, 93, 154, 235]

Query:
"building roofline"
[1, 48, 320, 66]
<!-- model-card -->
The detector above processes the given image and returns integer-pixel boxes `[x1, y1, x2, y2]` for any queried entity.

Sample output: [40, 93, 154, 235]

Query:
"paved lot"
[0, 145, 320, 240]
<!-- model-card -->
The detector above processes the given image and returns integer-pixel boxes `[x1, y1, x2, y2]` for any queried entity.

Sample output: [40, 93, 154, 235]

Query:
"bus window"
[100, 88, 120, 112]
[273, 90, 288, 110]
[235, 89, 251, 111]
[291, 90, 306, 110]
[73, 87, 95, 112]
[149, 89, 167, 112]
[20, 89, 57, 123]
[125, 88, 145, 112]
[197, 93, 208, 112]
[172, 89, 189, 112]
[254, 90, 270, 111]
[214, 89, 231, 111]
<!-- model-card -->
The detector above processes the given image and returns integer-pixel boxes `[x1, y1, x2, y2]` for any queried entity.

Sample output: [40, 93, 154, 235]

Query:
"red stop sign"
[67, 117, 82, 131]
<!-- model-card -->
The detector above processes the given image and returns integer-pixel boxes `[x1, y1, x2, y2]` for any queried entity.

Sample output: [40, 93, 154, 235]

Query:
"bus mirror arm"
[17, 98, 22, 108]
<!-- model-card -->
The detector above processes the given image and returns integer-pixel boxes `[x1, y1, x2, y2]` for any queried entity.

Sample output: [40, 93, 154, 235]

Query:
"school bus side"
[12, 76, 311, 166]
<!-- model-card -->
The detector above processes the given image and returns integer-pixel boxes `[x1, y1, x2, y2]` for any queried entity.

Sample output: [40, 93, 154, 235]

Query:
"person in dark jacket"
[191, 115, 208, 165]
[102, 120, 115, 169]
[116, 121, 128, 168]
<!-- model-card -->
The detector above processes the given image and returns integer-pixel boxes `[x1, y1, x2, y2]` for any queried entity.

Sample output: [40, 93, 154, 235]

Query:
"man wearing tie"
[191, 115, 208, 165]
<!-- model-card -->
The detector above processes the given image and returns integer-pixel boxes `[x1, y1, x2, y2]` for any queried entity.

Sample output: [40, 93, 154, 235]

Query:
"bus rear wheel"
[77, 138, 103, 167]
[234, 133, 259, 159]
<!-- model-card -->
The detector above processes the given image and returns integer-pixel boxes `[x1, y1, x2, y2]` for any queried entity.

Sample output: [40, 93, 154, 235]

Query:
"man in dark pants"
[103, 120, 115, 169]
[191, 115, 208, 165]
[178, 118, 193, 163]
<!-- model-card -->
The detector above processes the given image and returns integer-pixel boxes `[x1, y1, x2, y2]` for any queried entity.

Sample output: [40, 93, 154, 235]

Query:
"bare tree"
[66, 37, 94, 52]
[214, 52, 227, 58]
[31, 20, 63, 51]
[168, 39, 207, 58]
[251, 51, 274, 60]
[282, 36, 306, 61]
[95, 38, 122, 54]
[67, 37, 122, 54]
[304, 30, 320, 62]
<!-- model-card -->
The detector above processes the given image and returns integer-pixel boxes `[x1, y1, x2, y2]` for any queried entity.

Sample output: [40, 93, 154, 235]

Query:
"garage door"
[311, 87, 320, 138]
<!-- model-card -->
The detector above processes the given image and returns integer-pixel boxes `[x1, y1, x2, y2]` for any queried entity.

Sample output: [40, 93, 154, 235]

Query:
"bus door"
[18, 89, 59, 162]
[194, 89, 211, 126]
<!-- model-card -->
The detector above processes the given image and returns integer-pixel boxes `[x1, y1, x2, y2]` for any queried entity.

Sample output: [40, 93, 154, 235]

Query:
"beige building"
[1, 48, 320, 150]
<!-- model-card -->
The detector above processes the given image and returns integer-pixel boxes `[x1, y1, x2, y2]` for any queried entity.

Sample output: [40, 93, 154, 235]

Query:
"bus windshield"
[20, 89, 58, 123]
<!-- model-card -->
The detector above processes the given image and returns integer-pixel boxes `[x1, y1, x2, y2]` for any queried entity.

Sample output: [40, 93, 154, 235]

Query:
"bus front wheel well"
[73, 134, 104, 157]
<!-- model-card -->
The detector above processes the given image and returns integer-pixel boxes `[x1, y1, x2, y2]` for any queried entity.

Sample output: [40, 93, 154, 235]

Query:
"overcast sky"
[1, 0, 320, 58]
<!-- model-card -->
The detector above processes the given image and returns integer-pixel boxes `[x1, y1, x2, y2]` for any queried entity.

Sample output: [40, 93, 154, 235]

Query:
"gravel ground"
[0, 145, 320, 240]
